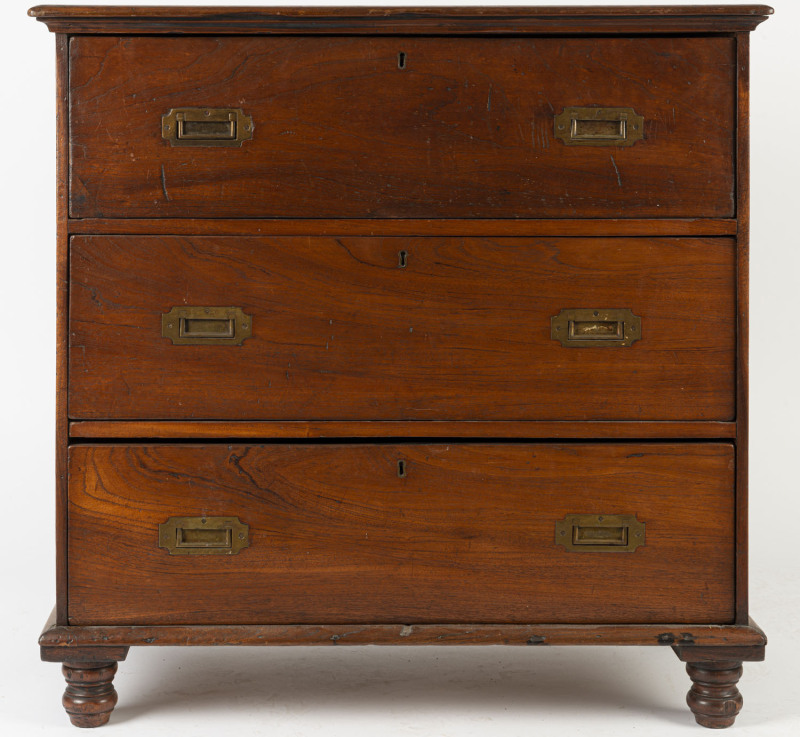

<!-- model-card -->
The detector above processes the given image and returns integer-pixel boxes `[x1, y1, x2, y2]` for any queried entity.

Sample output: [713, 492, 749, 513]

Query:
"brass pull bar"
[555, 107, 644, 147]
[162, 108, 254, 147]
[551, 308, 641, 348]
[161, 306, 252, 346]
[555, 514, 645, 553]
[158, 516, 249, 556]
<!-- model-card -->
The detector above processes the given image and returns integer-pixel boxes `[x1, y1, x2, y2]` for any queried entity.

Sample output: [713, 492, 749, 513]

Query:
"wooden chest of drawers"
[31, 4, 772, 729]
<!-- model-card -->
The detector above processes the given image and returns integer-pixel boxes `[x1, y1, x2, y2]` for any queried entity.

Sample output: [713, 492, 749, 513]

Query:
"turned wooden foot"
[41, 642, 128, 728]
[61, 661, 119, 728]
[685, 660, 743, 729]
[672, 642, 764, 729]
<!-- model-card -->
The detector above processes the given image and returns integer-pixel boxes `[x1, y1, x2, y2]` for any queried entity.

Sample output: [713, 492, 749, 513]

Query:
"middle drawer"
[69, 235, 735, 421]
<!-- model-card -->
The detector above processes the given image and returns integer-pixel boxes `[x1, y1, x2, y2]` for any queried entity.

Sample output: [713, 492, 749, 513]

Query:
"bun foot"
[685, 661, 743, 729]
[62, 661, 119, 728]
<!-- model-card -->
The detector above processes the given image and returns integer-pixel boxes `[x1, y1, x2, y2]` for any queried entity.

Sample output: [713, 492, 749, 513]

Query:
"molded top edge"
[28, 5, 774, 34]
[28, 5, 774, 19]
[28, 6, 775, 18]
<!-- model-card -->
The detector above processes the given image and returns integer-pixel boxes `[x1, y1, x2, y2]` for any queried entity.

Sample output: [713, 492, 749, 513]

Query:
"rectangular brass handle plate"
[158, 516, 249, 555]
[551, 308, 641, 347]
[555, 514, 645, 553]
[555, 107, 644, 147]
[162, 108, 254, 147]
[162, 306, 252, 346]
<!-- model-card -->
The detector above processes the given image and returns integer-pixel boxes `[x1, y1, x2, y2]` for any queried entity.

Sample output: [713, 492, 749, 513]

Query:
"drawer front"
[67, 443, 735, 625]
[69, 36, 734, 219]
[69, 235, 735, 421]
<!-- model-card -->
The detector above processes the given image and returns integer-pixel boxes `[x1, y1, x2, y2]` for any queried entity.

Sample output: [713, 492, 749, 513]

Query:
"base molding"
[39, 609, 765, 729]
[40, 610, 766, 650]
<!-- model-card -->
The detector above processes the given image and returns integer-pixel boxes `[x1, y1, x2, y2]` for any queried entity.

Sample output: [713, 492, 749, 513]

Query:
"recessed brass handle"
[551, 308, 641, 348]
[555, 107, 644, 147]
[555, 514, 645, 553]
[162, 306, 253, 346]
[162, 108, 254, 147]
[158, 516, 249, 555]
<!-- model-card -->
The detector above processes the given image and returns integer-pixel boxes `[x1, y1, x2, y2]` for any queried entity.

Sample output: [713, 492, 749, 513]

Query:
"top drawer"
[69, 36, 735, 219]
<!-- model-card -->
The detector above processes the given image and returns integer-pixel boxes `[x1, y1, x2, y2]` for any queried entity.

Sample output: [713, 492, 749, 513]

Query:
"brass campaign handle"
[551, 308, 641, 348]
[161, 306, 252, 346]
[158, 516, 250, 555]
[162, 108, 254, 147]
[555, 514, 645, 553]
[555, 107, 644, 147]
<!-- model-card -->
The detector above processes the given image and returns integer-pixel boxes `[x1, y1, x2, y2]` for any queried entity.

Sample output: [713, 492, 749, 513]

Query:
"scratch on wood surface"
[610, 155, 622, 187]
[160, 165, 171, 201]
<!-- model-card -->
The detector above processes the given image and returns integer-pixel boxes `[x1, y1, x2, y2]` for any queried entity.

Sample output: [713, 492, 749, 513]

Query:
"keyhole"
[398, 250, 408, 268]
[398, 51, 406, 70]
[397, 460, 407, 478]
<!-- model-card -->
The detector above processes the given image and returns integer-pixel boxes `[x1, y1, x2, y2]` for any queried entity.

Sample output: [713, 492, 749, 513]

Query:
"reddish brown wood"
[40, 621, 767, 649]
[40, 609, 132, 662]
[672, 643, 766, 664]
[67, 443, 735, 625]
[61, 662, 119, 728]
[68, 420, 737, 440]
[55, 34, 70, 626]
[68, 36, 736, 220]
[28, 5, 777, 18]
[42, 646, 130, 663]
[673, 641, 764, 726]
[29, 5, 774, 35]
[31, 4, 771, 728]
[684, 661, 744, 729]
[38, 607, 129, 728]
[735, 34, 751, 626]
[68, 236, 736, 422]
[65, 218, 739, 238]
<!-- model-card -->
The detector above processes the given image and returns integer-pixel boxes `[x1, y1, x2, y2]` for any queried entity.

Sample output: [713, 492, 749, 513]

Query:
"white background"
[1, 0, 798, 734]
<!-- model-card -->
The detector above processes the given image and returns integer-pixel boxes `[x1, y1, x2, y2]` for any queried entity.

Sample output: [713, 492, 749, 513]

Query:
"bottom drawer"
[67, 443, 735, 625]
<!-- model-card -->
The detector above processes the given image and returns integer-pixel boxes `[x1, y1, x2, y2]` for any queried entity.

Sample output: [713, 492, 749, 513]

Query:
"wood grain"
[31, 4, 772, 728]
[30, 5, 774, 35]
[68, 420, 737, 440]
[684, 660, 744, 728]
[68, 36, 736, 219]
[40, 621, 766, 649]
[68, 235, 736, 422]
[735, 34, 751, 626]
[67, 443, 735, 625]
[30, 5, 777, 18]
[55, 34, 70, 626]
[673, 642, 766, 664]
[65, 218, 739, 238]
[60, 662, 119, 728]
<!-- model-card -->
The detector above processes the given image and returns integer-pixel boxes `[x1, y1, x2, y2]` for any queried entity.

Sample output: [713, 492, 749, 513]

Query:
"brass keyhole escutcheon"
[398, 250, 408, 268]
